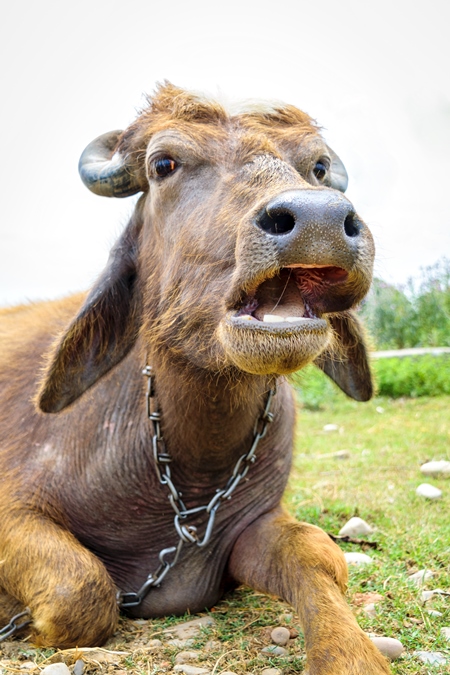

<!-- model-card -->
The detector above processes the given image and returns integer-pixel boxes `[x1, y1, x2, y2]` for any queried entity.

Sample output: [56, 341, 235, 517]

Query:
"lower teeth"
[262, 314, 308, 323]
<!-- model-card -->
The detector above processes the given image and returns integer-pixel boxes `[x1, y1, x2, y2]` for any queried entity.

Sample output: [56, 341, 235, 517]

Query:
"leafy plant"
[360, 257, 450, 349]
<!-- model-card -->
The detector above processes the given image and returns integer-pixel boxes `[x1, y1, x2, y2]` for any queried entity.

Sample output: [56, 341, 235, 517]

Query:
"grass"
[0, 389, 449, 673]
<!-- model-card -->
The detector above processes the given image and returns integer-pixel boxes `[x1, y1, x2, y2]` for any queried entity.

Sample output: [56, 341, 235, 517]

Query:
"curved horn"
[324, 145, 349, 193]
[78, 130, 143, 198]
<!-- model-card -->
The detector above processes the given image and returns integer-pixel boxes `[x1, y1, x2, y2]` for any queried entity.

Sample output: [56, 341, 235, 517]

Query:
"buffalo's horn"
[325, 145, 349, 193]
[78, 130, 143, 198]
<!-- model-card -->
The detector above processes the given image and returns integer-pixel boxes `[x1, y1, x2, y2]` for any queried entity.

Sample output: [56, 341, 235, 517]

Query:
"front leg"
[228, 507, 391, 674]
[0, 510, 118, 647]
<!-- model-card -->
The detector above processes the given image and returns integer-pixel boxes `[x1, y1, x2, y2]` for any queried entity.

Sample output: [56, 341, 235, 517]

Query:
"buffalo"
[0, 83, 390, 674]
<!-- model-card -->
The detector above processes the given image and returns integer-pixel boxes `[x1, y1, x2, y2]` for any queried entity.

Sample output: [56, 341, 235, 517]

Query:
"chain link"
[0, 609, 32, 643]
[118, 366, 276, 608]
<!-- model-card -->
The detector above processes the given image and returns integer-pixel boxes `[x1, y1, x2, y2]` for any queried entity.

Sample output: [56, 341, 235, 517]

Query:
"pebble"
[164, 617, 215, 640]
[19, 663, 36, 671]
[420, 460, 450, 477]
[173, 666, 211, 675]
[147, 639, 163, 649]
[339, 517, 373, 537]
[323, 423, 339, 432]
[369, 637, 404, 660]
[408, 569, 434, 587]
[73, 661, 84, 675]
[41, 666, 71, 675]
[261, 646, 288, 656]
[175, 652, 200, 664]
[414, 651, 447, 665]
[416, 483, 442, 499]
[376, 406, 384, 414]
[167, 639, 196, 648]
[219, 672, 238, 675]
[203, 640, 221, 651]
[261, 669, 283, 675]
[270, 626, 291, 646]
[362, 603, 377, 618]
[441, 627, 450, 641]
[344, 551, 373, 565]
[427, 609, 443, 616]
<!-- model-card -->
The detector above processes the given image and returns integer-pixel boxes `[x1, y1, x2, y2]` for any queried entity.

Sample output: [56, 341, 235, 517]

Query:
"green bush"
[360, 257, 450, 349]
[292, 354, 450, 405]
[372, 354, 450, 397]
[291, 364, 338, 409]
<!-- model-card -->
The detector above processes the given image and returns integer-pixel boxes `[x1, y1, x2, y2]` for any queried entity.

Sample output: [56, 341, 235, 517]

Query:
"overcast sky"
[1, 0, 449, 306]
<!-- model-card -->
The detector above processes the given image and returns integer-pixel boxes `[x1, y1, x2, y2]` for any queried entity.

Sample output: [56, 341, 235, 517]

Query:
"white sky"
[1, 0, 449, 306]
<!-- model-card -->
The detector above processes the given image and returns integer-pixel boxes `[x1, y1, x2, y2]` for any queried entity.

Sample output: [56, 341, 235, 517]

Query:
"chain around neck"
[118, 365, 277, 609]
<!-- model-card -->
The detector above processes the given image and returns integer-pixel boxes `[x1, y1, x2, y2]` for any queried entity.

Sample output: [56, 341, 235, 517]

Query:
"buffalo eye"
[313, 160, 328, 182]
[154, 157, 178, 177]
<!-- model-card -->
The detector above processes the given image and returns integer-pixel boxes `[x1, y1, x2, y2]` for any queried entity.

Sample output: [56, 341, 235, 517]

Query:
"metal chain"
[118, 366, 276, 608]
[0, 609, 32, 643]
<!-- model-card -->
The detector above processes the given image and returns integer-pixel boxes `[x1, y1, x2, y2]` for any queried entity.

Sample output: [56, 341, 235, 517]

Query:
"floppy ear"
[38, 217, 143, 413]
[314, 311, 373, 401]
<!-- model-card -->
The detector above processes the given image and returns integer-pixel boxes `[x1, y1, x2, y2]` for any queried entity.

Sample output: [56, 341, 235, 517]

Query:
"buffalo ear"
[38, 218, 142, 413]
[314, 311, 373, 401]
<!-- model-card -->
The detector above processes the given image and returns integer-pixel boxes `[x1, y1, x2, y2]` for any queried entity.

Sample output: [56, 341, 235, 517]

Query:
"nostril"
[257, 209, 296, 235]
[344, 212, 360, 238]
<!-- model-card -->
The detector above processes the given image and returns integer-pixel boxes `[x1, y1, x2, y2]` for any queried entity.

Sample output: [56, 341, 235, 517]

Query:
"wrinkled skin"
[0, 85, 390, 673]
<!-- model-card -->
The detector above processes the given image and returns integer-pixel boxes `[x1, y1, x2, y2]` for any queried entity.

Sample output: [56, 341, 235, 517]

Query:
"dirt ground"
[0, 590, 307, 675]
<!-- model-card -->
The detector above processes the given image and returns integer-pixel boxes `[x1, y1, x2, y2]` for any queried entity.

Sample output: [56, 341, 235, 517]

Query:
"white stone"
[369, 636, 404, 660]
[441, 627, 450, 641]
[408, 569, 434, 587]
[173, 665, 211, 675]
[270, 626, 291, 645]
[323, 424, 339, 432]
[416, 483, 442, 499]
[421, 590, 435, 601]
[427, 609, 443, 616]
[420, 460, 450, 477]
[175, 652, 200, 664]
[167, 639, 196, 648]
[41, 666, 71, 675]
[363, 603, 377, 618]
[414, 651, 447, 665]
[261, 670, 283, 675]
[376, 406, 385, 413]
[164, 617, 215, 640]
[339, 517, 373, 537]
[261, 646, 288, 656]
[344, 552, 373, 565]
[147, 639, 163, 648]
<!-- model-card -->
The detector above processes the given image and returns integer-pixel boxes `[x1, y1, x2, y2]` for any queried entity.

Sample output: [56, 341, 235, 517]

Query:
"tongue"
[253, 274, 305, 321]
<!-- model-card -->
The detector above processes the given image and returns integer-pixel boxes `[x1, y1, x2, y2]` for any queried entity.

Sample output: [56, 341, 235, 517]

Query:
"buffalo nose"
[254, 189, 365, 268]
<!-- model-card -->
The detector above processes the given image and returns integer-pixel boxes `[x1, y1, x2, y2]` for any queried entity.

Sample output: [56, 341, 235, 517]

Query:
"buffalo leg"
[0, 511, 118, 647]
[228, 507, 391, 674]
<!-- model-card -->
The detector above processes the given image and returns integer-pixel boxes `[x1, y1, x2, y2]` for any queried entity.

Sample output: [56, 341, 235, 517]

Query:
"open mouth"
[231, 266, 348, 328]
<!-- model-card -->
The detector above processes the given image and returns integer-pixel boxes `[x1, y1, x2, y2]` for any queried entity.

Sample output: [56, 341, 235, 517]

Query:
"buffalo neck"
[145, 351, 277, 478]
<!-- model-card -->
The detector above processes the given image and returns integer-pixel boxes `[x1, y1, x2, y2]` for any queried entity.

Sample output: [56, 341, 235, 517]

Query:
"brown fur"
[0, 84, 389, 672]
